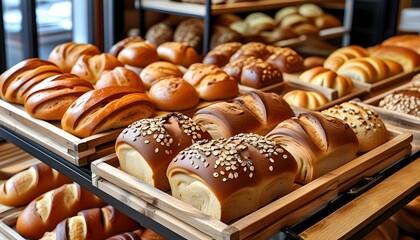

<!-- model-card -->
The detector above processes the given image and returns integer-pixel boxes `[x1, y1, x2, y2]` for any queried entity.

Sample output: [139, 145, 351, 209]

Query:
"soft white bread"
[157, 42, 200, 67]
[115, 113, 212, 191]
[40, 205, 140, 240]
[323, 45, 370, 71]
[193, 90, 295, 139]
[266, 47, 304, 73]
[167, 133, 297, 223]
[0, 58, 63, 104]
[283, 90, 329, 110]
[24, 73, 94, 120]
[203, 42, 243, 67]
[95, 67, 145, 92]
[266, 111, 359, 184]
[322, 101, 388, 152]
[61, 86, 155, 138]
[299, 66, 353, 97]
[0, 162, 72, 207]
[145, 22, 174, 47]
[140, 61, 183, 89]
[368, 45, 420, 73]
[16, 183, 106, 239]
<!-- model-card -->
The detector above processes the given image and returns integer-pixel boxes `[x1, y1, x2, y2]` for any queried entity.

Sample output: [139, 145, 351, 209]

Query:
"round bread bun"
[148, 77, 199, 111]
[117, 41, 159, 69]
[382, 34, 420, 55]
[157, 42, 200, 68]
[140, 61, 183, 90]
[108, 36, 144, 57]
[95, 67, 145, 92]
[280, 13, 307, 29]
[298, 3, 324, 18]
[274, 6, 298, 24]
[390, 208, 420, 237]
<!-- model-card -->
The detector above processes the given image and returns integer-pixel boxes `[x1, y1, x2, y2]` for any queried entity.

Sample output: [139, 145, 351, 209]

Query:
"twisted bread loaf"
[368, 45, 420, 73]
[24, 73, 94, 120]
[157, 42, 200, 67]
[378, 87, 420, 117]
[95, 67, 145, 92]
[283, 90, 328, 110]
[266, 111, 359, 184]
[140, 61, 184, 90]
[266, 47, 304, 73]
[193, 91, 294, 139]
[167, 133, 297, 223]
[48, 42, 101, 73]
[183, 63, 239, 101]
[116, 113, 212, 190]
[40, 205, 140, 240]
[17, 183, 106, 239]
[299, 66, 353, 97]
[203, 42, 243, 67]
[0, 162, 72, 207]
[0, 58, 62, 104]
[61, 86, 155, 138]
[322, 102, 388, 152]
[323, 45, 369, 71]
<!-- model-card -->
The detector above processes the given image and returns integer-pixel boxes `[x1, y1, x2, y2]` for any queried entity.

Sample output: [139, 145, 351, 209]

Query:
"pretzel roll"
[203, 42, 243, 67]
[148, 77, 199, 111]
[157, 42, 200, 67]
[283, 90, 328, 110]
[299, 66, 353, 97]
[61, 86, 155, 138]
[324, 45, 369, 71]
[24, 74, 94, 120]
[95, 67, 145, 92]
[266, 111, 359, 184]
[382, 34, 420, 54]
[0, 58, 63, 104]
[48, 42, 101, 73]
[116, 113, 212, 190]
[108, 36, 144, 57]
[71, 53, 123, 85]
[266, 47, 304, 73]
[369, 45, 420, 73]
[117, 41, 159, 69]
[229, 42, 271, 62]
[183, 63, 239, 101]
[140, 61, 183, 89]
[323, 101, 388, 152]
[167, 133, 297, 223]
[378, 87, 420, 117]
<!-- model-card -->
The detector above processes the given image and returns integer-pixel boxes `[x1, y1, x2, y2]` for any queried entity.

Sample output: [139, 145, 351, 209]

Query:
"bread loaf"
[298, 3, 324, 18]
[108, 36, 144, 57]
[315, 14, 342, 30]
[378, 87, 420, 117]
[145, 22, 174, 46]
[157, 42, 200, 67]
[193, 91, 294, 139]
[303, 56, 325, 70]
[324, 45, 369, 71]
[382, 34, 420, 55]
[299, 66, 353, 97]
[0, 58, 63, 104]
[95, 67, 145, 92]
[0, 162, 72, 207]
[148, 76, 199, 111]
[71, 53, 124, 85]
[48, 42, 101, 73]
[116, 113, 212, 190]
[24, 73, 94, 120]
[266, 47, 304, 73]
[202, 42, 243, 67]
[266, 111, 359, 184]
[322, 102, 388, 152]
[210, 25, 243, 49]
[140, 61, 183, 89]
[244, 12, 276, 32]
[167, 132, 297, 223]
[16, 183, 106, 239]
[183, 63, 239, 101]
[368, 45, 420, 73]
[40, 205, 140, 240]
[275, 6, 299, 24]
[283, 90, 329, 110]
[61, 86, 155, 138]
[230, 42, 271, 62]
[117, 41, 160, 69]
[258, 27, 299, 44]
[174, 18, 204, 52]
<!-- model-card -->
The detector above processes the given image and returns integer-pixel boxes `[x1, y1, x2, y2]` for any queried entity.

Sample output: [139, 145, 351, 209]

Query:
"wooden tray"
[0, 221, 24, 240]
[91, 130, 412, 240]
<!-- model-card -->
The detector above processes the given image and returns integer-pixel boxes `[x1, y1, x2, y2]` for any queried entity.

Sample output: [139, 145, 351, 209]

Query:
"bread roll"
[183, 63, 239, 101]
[140, 61, 183, 90]
[229, 42, 272, 62]
[368, 45, 420, 73]
[167, 132, 297, 222]
[299, 66, 353, 97]
[229, 20, 256, 37]
[412, 73, 420, 87]
[0, 162, 72, 207]
[378, 87, 420, 117]
[382, 34, 420, 55]
[210, 25, 243, 49]
[244, 12, 276, 32]
[215, 13, 243, 27]
[275, 6, 299, 24]
[40, 205, 140, 240]
[95, 67, 145, 92]
[303, 56, 325, 70]
[266, 47, 304, 73]
[24, 73, 94, 120]
[0, 58, 63, 104]
[48, 42, 101, 73]
[108, 36, 144, 57]
[315, 14, 342, 30]
[291, 22, 320, 36]
[116, 41, 159, 70]
[148, 76, 199, 111]
[145, 22, 174, 46]
[193, 91, 294, 139]
[174, 18, 204, 52]
[266, 111, 359, 184]
[298, 3, 324, 18]
[116, 113, 212, 190]
[283, 90, 328, 110]
[203, 42, 243, 67]
[157, 42, 200, 67]
[280, 13, 307, 29]
[322, 101, 388, 152]
[324, 45, 369, 71]
[16, 183, 106, 239]
[61, 86, 155, 138]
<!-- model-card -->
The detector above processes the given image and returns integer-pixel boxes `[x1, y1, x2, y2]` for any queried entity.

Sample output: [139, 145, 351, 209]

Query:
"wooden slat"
[0, 221, 24, 240]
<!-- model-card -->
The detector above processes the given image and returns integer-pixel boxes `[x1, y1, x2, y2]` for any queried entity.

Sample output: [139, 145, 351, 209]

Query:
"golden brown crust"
[203, 42, 243, 67]
[266, 47, 304, 73]
[108, 36, 145, 57]
[174, 18, 204, 52]
[382, 34, 420, 55]
[95, 67, 145, 92]
[230, 42, 272, 62]
[117, 41, 159, 68]
[368, 45, 420, 73]
[283, 90, 328, 110]
[324, 45, 370, 71]
[157, 42, 200, 67]
[378, 87, 420, 117]
[140, 61, 183, 89]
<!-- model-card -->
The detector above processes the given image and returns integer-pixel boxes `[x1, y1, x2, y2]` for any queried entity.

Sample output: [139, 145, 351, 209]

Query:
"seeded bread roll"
[115, 113, 212, 191]
[157, 42, 200, 67]
[378, 87, 420, 117]
[368, 45, 420, 73]
[108, 36, 144, 57]
[95, 67, 145, 92]
[140, 61, 183, 89]
[283, 90, 329, 110]
[167, 133, 297, 223]
[323, 101, 388, 152]
[266, 47, 304, 73]
[266, 111, 359, 184]
[203, 42, 243, 67]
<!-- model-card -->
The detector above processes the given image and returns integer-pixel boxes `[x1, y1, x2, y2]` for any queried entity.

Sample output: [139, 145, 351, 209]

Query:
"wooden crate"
[91, 130, 412, 240]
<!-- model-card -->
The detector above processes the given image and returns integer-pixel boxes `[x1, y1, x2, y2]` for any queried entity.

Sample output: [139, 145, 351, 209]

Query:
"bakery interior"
[0, 0, 419, 239]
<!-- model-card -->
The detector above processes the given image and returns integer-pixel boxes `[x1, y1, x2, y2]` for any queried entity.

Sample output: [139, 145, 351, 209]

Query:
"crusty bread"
[244, 12, 276, 32]
[283, 90, 329, 110]
[145, 22, 174, 47]
[322, 101, 388, 152]
[157, 42, 200, 67]
[61, 86, 155, 138]
[275, 6, 299, 24]
[174, 18, 204, 52]
[266, 111, 359, 184]
[382, 34, 420, 55]
[378, 86, 420, 117]
[140, 61, 183, 89]
[230, 42, 272, 62]
[368, 45, 420, 73]
[167, 132, 297, 223]
[95, 67, 145, 92]
[324, 45, 370, 71]
[116, 113, 212, 190]
[117, 41, 160, 69]
[108, 36, 144, 57]
[203, 42, 243, 67]
[266, 47, 304, 73]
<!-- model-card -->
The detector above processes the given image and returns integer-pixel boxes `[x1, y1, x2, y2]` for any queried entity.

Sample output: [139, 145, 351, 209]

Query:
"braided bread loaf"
[323, 45, 369, 71]
[283, 90, 329, 110]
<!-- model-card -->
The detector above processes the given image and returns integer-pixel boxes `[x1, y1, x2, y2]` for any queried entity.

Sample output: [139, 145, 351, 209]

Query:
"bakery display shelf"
[91, 130, 412, 240]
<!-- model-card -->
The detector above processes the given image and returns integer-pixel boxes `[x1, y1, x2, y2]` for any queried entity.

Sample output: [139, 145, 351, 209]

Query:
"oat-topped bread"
[378, 87, 420, 118]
